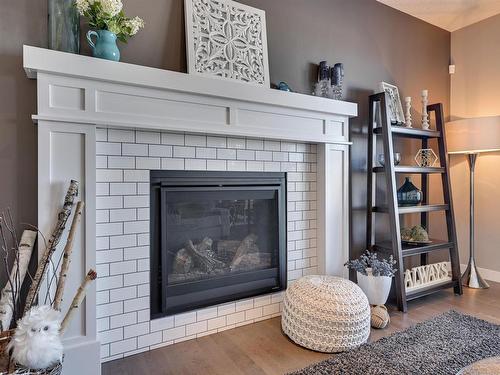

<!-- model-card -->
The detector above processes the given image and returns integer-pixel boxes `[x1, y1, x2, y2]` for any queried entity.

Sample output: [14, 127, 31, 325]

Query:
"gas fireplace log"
[216, 240, 240, 259]
[196, 237, 213, 255]
[173, 248, 192, 274]
[185, 240, 225, 272]
[230, 234, 259, 268]
[231, 253, 272, 272]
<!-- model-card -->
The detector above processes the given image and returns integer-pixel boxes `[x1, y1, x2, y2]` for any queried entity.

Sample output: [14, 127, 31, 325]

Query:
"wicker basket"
[0, 330, 14, 374]
[9, 362, 63, 375]
[0, 330, 63, 375]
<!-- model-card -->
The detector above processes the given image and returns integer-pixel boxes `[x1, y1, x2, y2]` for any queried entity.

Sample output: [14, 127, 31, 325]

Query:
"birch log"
[60, 269, 96, 335]
[230, 234, 259, 268]
[53, 201, 84, 311]
[0, 230, 37, 331]
[24, 180, 79, 314]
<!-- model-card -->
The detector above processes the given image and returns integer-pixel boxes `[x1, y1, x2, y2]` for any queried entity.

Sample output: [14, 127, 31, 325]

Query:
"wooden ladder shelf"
[366, 92, 463, 312]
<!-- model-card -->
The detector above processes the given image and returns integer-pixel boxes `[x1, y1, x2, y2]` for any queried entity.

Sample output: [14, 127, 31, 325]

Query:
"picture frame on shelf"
[184, 0, 270, 87]
[379, 82, 405, 125]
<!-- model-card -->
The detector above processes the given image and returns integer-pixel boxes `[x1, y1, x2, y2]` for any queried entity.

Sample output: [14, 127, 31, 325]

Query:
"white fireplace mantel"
[24, 46, 356, 144]
[24, 45, 357, 374]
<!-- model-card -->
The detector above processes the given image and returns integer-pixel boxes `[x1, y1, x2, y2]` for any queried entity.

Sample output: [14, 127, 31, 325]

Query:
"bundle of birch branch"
[0, 180, 96, 335]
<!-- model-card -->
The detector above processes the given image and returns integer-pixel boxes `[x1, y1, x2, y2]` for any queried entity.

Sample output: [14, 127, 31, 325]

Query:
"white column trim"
[317, 143, 350, 278]
[38, 120, 100, 375]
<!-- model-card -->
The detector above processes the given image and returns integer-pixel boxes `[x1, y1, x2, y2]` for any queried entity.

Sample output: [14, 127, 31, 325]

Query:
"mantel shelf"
[23, 46, 357, 118]
[23, 45, 357, 144]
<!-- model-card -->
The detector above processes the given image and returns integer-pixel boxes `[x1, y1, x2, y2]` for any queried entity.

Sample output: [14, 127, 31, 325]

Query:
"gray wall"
[0, 0, 451, 282]
[449, 15, 500, 273]
[236, 0, 451, 262]
[0, 1, 46, 233]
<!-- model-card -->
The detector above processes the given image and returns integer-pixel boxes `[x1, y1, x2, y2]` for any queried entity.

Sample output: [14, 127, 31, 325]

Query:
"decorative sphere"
[371, 305, 390, 329]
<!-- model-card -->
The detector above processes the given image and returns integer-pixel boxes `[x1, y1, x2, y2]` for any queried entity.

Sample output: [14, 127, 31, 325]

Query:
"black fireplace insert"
[150, 171, 287, 318]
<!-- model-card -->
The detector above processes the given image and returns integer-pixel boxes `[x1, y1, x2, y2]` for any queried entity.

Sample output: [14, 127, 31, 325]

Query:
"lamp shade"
[446, 116, 500, 154]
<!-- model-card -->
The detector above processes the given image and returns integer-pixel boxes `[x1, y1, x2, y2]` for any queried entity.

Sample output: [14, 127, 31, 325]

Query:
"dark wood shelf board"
[374, 126, 441, 139]
[406, 280, 458, 300]
[374, 239, 454, 257]
[372, 166, 445, 174]
[372, 204, 449, 214]
[399, 204, 449, 214]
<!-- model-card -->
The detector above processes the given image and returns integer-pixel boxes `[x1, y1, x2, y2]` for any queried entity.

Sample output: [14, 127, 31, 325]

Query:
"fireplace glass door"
[150, 171, 286, 317]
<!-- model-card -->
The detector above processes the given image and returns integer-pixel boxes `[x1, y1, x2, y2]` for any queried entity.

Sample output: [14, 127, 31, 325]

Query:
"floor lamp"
[446, 116, 500, 289]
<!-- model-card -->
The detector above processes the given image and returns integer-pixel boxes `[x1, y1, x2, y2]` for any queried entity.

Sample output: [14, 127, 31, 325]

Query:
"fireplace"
[28, 46, 353, 367]
[150, 171, 287, 317]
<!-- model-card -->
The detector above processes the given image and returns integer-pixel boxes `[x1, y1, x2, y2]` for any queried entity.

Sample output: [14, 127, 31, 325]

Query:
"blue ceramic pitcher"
[86, 30, 120, 62]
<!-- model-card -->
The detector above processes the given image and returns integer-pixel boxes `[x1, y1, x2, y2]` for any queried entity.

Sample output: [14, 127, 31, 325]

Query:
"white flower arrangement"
[123, 16, 145, 36]
[75, 0, 144, 42]
[100, 0, 123, 17]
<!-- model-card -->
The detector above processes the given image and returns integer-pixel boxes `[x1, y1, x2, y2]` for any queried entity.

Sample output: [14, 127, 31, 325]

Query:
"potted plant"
[345, 250, 397, 305]
[75, 0, 144, 61]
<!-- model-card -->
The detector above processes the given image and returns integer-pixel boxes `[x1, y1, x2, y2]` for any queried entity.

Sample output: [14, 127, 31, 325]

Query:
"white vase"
[357, 268, 392, 305]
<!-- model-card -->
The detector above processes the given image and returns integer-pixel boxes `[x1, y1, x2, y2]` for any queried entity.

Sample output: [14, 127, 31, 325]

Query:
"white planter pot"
[357, 269, 392, 305]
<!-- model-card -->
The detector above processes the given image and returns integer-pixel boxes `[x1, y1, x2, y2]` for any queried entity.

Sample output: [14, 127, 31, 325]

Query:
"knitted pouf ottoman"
[281, 275, 370, 353]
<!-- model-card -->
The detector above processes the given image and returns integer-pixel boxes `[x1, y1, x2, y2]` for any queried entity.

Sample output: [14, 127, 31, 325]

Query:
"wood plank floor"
[102, 282, 500, 375]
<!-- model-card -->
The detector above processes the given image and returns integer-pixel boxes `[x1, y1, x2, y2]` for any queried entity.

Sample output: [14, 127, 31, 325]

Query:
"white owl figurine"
[7, 305, 63, 369]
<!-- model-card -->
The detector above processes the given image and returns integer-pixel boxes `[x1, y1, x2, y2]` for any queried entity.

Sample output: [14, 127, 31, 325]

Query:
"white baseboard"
[62, 339, 101, 375]
[460, 264, 500, 283]
[444, 262, 500, 283]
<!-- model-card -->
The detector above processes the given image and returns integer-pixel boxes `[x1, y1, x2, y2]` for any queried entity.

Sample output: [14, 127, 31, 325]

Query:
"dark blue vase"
[397, 177, 422, 206]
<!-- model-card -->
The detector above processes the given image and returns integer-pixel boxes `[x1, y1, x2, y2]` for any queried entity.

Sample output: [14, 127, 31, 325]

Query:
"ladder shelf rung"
[372, 166, 445, 174]
[373, 126, 441, 139]
[372, 204, 449, 214]
[406, 280, 458, 300]
[374, 239, 454, 257]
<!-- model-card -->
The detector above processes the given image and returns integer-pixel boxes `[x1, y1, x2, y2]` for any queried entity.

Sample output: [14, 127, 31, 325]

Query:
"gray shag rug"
[289, 310, 500, 375]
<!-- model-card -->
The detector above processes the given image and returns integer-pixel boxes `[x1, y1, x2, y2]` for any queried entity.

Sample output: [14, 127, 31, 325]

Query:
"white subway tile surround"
[96, 129, 317, 362]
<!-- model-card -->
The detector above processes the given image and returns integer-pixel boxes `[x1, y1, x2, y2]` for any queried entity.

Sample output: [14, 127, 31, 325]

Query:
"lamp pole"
[462, 153, 489, 288]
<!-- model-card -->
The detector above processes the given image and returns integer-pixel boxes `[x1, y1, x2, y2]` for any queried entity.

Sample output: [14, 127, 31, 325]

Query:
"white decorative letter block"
[404, 262, 450, 294]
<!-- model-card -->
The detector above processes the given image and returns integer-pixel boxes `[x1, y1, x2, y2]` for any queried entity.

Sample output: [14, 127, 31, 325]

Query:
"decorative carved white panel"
[185, 0, 270, 86]
[405, 262, 451, 294]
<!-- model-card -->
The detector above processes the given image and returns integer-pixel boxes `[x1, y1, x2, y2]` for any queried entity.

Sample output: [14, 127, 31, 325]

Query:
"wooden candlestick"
[404, 96, 412, 128]
[421, 89, 429, 130]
